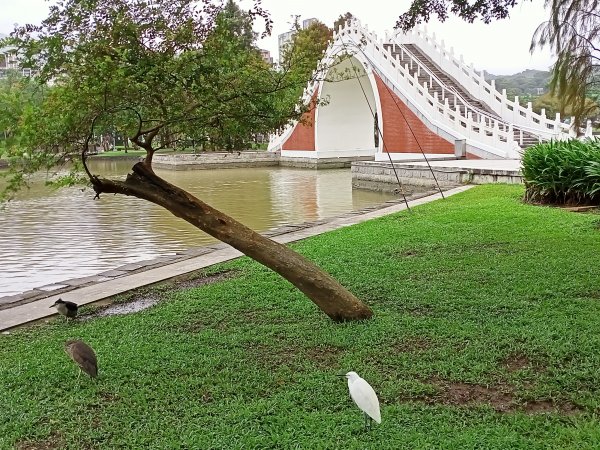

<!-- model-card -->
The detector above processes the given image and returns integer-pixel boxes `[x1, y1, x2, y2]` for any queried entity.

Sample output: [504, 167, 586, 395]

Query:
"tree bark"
[89, 162, 373, 322]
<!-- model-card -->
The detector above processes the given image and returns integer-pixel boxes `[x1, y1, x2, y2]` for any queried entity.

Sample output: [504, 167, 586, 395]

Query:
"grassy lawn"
[91, 150, 147, 158]
[2, 184, 600, 449]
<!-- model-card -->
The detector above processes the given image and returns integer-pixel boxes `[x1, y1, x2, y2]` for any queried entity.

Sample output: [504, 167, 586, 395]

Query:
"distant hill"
[484, 69, 551, 98]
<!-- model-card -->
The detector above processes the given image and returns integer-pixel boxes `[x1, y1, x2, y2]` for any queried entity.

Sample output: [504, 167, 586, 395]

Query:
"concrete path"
[0, 185, 473, 331]
[406, 159, 522, 172]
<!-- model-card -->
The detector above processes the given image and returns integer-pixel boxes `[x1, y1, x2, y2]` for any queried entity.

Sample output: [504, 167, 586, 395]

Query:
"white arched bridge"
[269, 19, 571, 164]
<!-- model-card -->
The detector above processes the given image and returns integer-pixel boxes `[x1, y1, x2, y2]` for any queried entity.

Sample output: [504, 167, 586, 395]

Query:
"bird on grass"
[64, 340, 98, 379]
[339, 371, 381, 430]
[50, 298, 79, 321]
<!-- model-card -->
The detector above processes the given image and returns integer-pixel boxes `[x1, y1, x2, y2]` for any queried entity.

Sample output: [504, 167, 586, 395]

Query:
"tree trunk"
[90, 162, 373, 322]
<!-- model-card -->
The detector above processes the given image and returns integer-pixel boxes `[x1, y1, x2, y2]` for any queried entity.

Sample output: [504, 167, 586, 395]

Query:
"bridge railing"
[391, 26, 570, 139]
[334, 19, 520, 158]
[384, 41, 551, 148]
[387, 43, 515, 132]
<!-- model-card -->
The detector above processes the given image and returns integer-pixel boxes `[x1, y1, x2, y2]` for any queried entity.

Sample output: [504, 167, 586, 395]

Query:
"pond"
[0, 159, 405, 296]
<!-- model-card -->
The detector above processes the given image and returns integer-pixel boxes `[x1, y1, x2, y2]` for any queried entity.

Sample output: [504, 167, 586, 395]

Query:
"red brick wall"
[282, 78, 483, 158]
[281, 94, 317, 151]
[375, 75, 454, 154]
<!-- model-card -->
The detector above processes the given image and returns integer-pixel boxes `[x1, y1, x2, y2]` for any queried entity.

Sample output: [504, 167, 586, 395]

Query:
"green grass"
[2, 185, 600, 449]
[92, 150, 147, 158]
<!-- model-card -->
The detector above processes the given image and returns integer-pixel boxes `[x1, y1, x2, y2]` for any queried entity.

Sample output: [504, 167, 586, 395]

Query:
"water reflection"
[0, 160, 399, 296]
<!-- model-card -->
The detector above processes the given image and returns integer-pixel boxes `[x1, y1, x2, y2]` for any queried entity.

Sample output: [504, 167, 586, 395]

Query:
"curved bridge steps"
[382, 43, 543, 149]
[402, 44, 498, 118]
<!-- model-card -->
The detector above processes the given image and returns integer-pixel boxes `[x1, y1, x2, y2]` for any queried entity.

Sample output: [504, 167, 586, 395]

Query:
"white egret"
[340, 371, 381, 430]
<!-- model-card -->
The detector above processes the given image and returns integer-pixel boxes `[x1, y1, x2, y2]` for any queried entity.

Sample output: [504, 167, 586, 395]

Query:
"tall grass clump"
[522, 138, 600, 205]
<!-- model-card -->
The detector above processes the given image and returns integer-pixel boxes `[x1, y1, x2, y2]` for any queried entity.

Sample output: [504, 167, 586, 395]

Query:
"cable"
[338, 37, 446, 199]
[338, 46, 412, 211]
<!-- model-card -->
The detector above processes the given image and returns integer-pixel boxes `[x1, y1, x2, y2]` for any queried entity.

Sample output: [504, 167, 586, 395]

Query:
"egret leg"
[364, 412, 371, 431]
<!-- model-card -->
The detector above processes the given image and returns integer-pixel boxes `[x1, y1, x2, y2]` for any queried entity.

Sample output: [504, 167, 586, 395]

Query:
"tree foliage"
[395, 0, 518, 30]
[0, 0, 304, 193]
[279, 19, 332, 99]
[486, 69, 551, 99]
[333, 12, 355, 32]
[219, 0, 258, 49]
[533, 91, 599, 118]
[0, 72, 43, 143]
[280, 19, 332, 66]
[531, 0, 600, 128]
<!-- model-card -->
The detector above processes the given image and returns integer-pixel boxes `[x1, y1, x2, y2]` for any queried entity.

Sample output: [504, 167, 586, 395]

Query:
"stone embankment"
[152, 151, 279, 170]
[152, 151, 376, 170]
[147, 152, 524, 192]
[352, 159, 523, 192]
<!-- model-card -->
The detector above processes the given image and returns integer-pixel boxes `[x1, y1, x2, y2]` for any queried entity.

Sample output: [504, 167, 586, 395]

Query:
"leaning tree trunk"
[89, 162, 373, 322]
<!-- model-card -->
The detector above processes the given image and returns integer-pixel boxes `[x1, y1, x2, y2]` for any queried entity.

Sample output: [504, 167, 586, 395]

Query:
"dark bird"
[50, 298, 78, 321]
[64, 340, 98, 379]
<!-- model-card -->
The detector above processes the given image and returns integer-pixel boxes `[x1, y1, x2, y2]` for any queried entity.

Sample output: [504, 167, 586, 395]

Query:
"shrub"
[522, 138, 600, 205]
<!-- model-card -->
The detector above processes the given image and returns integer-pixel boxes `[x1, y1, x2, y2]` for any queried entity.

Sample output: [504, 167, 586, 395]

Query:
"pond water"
[0, 160, 403, 296]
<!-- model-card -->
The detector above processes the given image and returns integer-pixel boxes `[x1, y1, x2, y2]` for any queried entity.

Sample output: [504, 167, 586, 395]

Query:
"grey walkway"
[352, 158, 522, 190]
[0, 185, 473, 331]
[406, 159, 522, 172]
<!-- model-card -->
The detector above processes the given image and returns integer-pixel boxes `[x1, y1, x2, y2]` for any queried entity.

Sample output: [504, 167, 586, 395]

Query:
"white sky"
[0, 0, 555, 75]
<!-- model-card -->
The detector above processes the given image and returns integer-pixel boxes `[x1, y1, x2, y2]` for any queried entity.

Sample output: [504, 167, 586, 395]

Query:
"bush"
[522, 138, 600, 205]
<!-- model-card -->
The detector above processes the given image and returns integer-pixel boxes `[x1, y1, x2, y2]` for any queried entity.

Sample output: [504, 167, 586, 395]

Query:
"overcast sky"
[0, 0, 554, 75]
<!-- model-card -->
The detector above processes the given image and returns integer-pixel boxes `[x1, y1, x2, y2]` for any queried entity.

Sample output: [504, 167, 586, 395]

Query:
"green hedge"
[522, 138, 600, 205]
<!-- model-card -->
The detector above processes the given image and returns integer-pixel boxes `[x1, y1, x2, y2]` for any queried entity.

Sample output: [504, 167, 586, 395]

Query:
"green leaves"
[395, 0, 519, 30]
[531, 0, 600, 129]
[522, 138, 600, 205]
[2, 0, 316, 198]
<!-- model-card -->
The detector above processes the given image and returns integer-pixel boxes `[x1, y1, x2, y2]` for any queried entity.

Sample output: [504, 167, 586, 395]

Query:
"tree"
[533, 91, 600, 119]
[395, 0, 518, 29]
[334, 12, 355, 32]
[485, 69, 552, 99]
[0, 72, 43, 142]
[1, 0, 373, 322]
[280, 19, 333, 96]
[396, 0, 600, 131]
[531, 0, 600, 130]
[219, 0, 258, 49]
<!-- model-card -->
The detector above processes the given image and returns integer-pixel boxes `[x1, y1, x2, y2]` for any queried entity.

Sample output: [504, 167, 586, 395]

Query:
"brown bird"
[64, 340, 98, 379]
